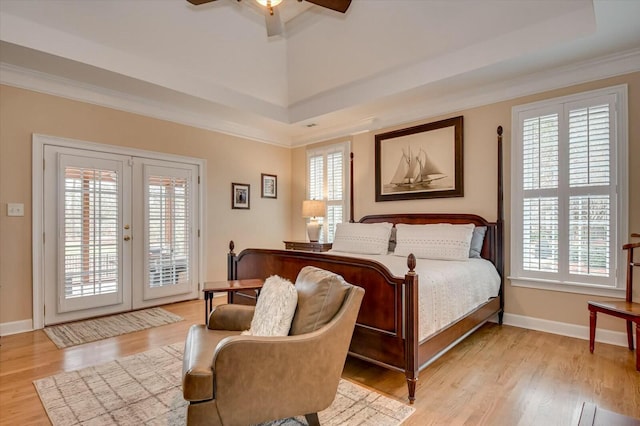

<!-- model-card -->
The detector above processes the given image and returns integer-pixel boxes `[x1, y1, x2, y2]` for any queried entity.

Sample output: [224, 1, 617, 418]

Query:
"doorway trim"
[32, 133, 207, 330]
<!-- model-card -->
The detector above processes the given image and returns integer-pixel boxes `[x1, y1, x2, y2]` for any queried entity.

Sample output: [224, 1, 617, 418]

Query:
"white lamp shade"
[302, 200, 326, 218]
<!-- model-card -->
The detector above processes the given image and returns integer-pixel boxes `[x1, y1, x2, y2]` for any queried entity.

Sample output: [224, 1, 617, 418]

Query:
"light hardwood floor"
[1, 299, 638, 425]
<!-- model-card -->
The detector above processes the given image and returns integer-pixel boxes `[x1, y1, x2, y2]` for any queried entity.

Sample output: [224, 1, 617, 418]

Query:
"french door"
[43, 145, 199, 325]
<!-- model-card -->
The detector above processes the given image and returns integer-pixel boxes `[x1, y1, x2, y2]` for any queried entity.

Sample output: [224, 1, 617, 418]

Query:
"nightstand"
[283, 240, 332, 252]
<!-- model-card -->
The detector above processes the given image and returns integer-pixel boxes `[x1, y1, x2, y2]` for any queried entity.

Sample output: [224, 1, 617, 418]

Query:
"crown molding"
[2, 49, 639, 149]
[289, 48, 640, 147]
[0, 62, 292, 147]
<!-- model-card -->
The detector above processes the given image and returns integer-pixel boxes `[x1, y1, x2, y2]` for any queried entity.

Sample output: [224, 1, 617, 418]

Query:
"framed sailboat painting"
[375, 116, 463, 202]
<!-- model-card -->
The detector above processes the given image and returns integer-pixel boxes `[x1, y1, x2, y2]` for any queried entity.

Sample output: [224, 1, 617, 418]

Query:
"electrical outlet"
[7, 203, 24, 217]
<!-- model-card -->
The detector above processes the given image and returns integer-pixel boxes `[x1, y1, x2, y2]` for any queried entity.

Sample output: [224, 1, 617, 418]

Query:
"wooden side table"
[202, 279, 264, 324]
[283, 240, 332, 252]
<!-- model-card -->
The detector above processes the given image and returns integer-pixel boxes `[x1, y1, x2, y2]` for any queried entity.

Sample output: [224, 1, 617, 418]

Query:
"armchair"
[182, 267, 365, 425]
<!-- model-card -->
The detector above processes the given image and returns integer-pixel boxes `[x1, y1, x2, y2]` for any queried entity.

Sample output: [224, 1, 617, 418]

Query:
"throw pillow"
[243, 275, 297, 336]
[393, 223, 474, 261]
[331, 222, 393, 255]
[469, 226, 487, 258]
[388, 226, 397, 252]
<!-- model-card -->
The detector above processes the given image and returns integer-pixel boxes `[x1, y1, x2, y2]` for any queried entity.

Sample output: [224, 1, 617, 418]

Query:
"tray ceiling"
[1, 0, 639, 146]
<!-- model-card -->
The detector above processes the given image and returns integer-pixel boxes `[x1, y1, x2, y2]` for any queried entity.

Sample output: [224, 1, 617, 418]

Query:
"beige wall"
[0, 85, 292, 325]
[292, 72, 640, 333]
[2, 72, 638, 332]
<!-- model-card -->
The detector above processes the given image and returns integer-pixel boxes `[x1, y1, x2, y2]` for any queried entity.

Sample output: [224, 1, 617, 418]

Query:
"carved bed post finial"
[229, 240, 235, 254]
[407, 253, 416, 273]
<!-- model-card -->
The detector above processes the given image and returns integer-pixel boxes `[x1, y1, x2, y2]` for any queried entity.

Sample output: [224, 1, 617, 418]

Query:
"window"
[146, 173, 191, 288]
[63, 166, 119, 298]
[511, 85, 628, 293]
[307, 142, 350, 242]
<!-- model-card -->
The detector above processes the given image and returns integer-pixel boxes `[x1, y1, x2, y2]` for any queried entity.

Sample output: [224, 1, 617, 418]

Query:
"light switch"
[7, 203, 24, 217]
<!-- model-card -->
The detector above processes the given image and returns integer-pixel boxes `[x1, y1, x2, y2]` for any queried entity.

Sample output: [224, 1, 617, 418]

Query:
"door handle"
[124, 235, 131, 241]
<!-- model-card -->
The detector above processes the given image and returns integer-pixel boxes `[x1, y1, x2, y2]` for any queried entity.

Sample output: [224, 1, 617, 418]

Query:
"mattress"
[328, 251, 501, 341]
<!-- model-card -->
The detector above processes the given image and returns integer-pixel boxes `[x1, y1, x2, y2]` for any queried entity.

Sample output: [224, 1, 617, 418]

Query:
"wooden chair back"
[624, 241, 640, 302]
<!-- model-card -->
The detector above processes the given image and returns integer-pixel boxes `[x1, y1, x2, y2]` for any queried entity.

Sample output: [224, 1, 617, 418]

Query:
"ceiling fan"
[186, 0, 352, 37]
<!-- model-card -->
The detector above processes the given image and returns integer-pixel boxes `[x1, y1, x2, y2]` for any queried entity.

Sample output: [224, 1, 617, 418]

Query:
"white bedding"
[327, 250, 501, 341]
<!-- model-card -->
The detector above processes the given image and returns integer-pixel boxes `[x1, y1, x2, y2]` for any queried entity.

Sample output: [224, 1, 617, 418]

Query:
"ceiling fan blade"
[186, 0, 217, 5]
[305, 0, 351, 13]
[265, 7, 283, 37]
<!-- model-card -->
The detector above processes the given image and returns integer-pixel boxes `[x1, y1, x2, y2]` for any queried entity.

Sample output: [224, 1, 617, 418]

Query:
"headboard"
[359, 213, 499, 268]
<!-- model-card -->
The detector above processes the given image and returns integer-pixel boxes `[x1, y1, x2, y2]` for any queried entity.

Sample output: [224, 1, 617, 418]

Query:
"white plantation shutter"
[326, 151, 344, 241]
[147, 174, 191, 288]
[522, 114, 559, 191]
[522, 197, 559, 272]
[512, 87, 627, 291]
[567, 103, 612, 278]
[569, 104, 610, 187]
[521, 113, 560, 274]
[63, 166, 119, 298]
[308, 155, 323, 201]
[140, 160, 197, 302]
[307, 142, 350, 242]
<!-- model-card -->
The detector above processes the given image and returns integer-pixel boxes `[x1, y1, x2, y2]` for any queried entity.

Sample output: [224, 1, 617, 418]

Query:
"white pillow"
[243, 275, 297, 336]
[331, 222, 393, 255]
[393, 223, 474, 261]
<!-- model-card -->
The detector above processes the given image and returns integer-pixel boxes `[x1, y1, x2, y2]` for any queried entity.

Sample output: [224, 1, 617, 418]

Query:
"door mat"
[44, 307, 183, 349]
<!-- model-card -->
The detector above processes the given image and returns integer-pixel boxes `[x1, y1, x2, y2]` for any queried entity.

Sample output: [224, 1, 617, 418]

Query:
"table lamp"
[302, 199, 326, 242]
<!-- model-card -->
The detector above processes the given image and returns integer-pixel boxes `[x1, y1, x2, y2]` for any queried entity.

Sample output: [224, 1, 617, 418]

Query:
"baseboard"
[500, 313, 631, 348]
[0, 319, 33, 336]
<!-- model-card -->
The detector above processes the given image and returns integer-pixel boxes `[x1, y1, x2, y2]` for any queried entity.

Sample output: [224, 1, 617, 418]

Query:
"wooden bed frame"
[227, 127, 505, 403]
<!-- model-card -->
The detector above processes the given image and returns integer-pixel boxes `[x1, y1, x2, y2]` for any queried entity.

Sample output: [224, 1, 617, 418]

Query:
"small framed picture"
[261, 173, 277, 199]
[231, 183, 250, 209]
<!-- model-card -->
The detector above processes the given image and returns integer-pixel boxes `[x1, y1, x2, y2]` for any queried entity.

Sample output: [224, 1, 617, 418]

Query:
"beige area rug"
[34, 343, 415, 426]
[44, 308, 183, 349]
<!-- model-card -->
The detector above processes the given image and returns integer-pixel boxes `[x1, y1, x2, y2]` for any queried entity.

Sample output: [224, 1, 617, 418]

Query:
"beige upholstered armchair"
[182, 267, 365, 426]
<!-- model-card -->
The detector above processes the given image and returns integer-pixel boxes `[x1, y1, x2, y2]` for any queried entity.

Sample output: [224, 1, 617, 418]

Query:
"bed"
[226, 127, 505, 403]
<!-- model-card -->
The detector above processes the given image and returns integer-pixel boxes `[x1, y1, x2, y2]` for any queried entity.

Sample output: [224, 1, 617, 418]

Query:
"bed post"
[404, 253, 419, 404]
[349, 152, 355, 223]
[227, 240, 237, 281]
[497, 126, 505, 324]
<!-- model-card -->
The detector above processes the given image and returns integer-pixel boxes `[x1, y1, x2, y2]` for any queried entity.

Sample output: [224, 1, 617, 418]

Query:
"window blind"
[567, 103, 611, 277]
[63, 167, 119, 298]
[147, 175, 190, 288]
[512, 88, 625, 290]
[306, 142, 349, 243]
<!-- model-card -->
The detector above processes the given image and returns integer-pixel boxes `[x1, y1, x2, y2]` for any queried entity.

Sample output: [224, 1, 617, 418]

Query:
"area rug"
[44, 308, 183, 349]
[34, 343, 415, 425]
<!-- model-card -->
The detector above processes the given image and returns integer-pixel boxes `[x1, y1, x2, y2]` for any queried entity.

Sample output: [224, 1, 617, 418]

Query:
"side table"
[202, 279, 264, 324]
[283, 240, 332, 252]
